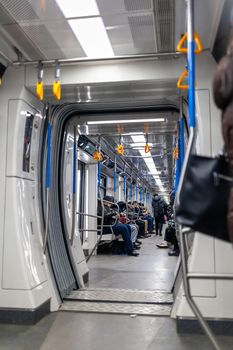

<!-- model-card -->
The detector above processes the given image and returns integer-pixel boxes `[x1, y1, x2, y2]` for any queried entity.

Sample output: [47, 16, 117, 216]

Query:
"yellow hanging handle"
[36, 81, 44, 101]
[144, 143, 151, 153]
[93, 150, 103, 161]
[177, 69, 188, 90]
[173, 145, 179, 160]
[177, 32, 203, 54]
[116, 144, 124, 155]
[53, 80, 61, 100]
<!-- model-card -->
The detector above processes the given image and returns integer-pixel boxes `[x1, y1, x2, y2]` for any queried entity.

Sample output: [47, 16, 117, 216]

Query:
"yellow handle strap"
[177, 32, 203, 54]
[53, 80, 61, 100]
[177, 69, 188, 90]
[93, 151, 103, 161]
[144, 143, 151, 153]
[36, 81, 44, 100]
[116, 144, 124, 155]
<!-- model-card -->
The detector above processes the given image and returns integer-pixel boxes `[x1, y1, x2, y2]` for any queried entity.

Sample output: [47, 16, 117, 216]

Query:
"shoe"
[156, 241, 168, 248]
[144, 234, 151, 238]
[128, 250, 139, 256]
[168, 250, 179, 256]
[136, 240, 142, 245]
[134, 245, 141, 250]
[159, 233, 162, 236]
[134, 242, 141, 247]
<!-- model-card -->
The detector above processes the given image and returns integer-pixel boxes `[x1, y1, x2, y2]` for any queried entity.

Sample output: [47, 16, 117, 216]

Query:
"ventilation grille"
[0, 0, 39, 21]
[3, 23, 46, 60]
[124, 0, 153, 11]
[0, 3, 15, 25]
[21, 23, 66, 59]
[154, 0, 175, 52]
[128, 14, 156, 51]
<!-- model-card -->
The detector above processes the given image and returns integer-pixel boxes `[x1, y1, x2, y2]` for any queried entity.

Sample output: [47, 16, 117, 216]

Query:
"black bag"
[175, 153, 232, 242]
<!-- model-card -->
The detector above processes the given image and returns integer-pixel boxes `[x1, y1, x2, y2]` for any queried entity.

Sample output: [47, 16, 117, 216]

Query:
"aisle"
[87, 234, 178, 291]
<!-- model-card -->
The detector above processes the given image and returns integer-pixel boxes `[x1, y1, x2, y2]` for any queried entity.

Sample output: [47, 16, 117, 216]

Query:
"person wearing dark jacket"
[97, 196, 139, 256]
[213, 33, 233, 243]
[152, 193, 167, 236]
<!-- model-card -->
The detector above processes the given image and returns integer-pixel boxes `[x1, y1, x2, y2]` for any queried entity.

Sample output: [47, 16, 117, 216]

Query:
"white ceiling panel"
[103, 14, 135, 55]
[96, 0, 126, 15]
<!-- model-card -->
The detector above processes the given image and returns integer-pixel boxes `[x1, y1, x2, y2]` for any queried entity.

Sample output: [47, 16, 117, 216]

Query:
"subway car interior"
[0, 0, 233, 349]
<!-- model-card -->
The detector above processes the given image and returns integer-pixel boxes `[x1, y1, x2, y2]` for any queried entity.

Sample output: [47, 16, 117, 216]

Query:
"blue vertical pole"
[187, 3, 195, 128]
[140, 188, 143, 203]
[114, 157, 117, 196]
[180, 118, 185, 167]
[130, 181, 132, 200]
[46, 122, 52, 189]
[124, 176, 127, 200]
[135, 183, 138, 202]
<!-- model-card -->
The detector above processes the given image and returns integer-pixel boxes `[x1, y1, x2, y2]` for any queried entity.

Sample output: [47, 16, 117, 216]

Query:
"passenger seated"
[142, 205, 154, 234]
[131, 201, 151, 238]
[117, 201, 141, 249]
[97, 196, 139, 256]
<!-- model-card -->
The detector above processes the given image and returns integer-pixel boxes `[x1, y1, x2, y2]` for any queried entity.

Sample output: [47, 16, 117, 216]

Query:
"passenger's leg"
[147, 216, 154, 233]
[136, 220, 145, 237]
[113, 224, 136, 255]
[128, 224, 138, 243]
[154, 217, 159, 235]
[158, 218, 163, 236]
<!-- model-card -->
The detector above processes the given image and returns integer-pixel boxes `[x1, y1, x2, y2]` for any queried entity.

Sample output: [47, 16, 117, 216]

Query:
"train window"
[22, 112, 34, 173]
[100, 175, 107, 198]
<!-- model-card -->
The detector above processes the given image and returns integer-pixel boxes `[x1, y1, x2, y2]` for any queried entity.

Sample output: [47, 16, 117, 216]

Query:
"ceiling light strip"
[87, 118, 165, 125]
[131, 135, 166, 193]
[56, 0, 99, 18]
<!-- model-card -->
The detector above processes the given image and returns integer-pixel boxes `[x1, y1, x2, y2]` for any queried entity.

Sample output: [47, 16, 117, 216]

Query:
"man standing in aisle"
[152, 193, 167, 236]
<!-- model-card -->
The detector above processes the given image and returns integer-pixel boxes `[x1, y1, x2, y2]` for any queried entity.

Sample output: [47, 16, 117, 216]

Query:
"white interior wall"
[175, 53, 233, 319]
[0, 66, 60, 311]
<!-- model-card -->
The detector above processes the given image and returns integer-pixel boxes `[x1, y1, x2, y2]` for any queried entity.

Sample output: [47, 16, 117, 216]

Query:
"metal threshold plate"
[60, 301, 171, 316]
[64, 288, 173, 304]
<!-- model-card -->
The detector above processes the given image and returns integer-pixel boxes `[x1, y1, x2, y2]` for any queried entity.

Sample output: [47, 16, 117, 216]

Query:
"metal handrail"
[77, 212, 103, 219]
[85, 190, 104, 262]
[187, 273, 233, 280]
[179, 227, 222, 350]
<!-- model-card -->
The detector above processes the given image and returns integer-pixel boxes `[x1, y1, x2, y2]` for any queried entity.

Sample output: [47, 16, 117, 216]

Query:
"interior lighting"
[130, 143, 152, 148]
[56, 0, 99, 18]
[131, 134, 165, 192]
[87, 118, 165, 125]
[68, 18, 114, 58]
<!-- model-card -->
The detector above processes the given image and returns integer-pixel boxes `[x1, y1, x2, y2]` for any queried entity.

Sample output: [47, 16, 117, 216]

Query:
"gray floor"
[88, 234, 177, 291]
[0, 234, 233, 349]
[1, 312, 233, 350]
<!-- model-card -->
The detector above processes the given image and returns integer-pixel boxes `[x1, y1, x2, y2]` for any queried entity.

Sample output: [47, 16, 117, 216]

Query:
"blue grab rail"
[124, 176, 126, 196]
[188, 41, 195, 128]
